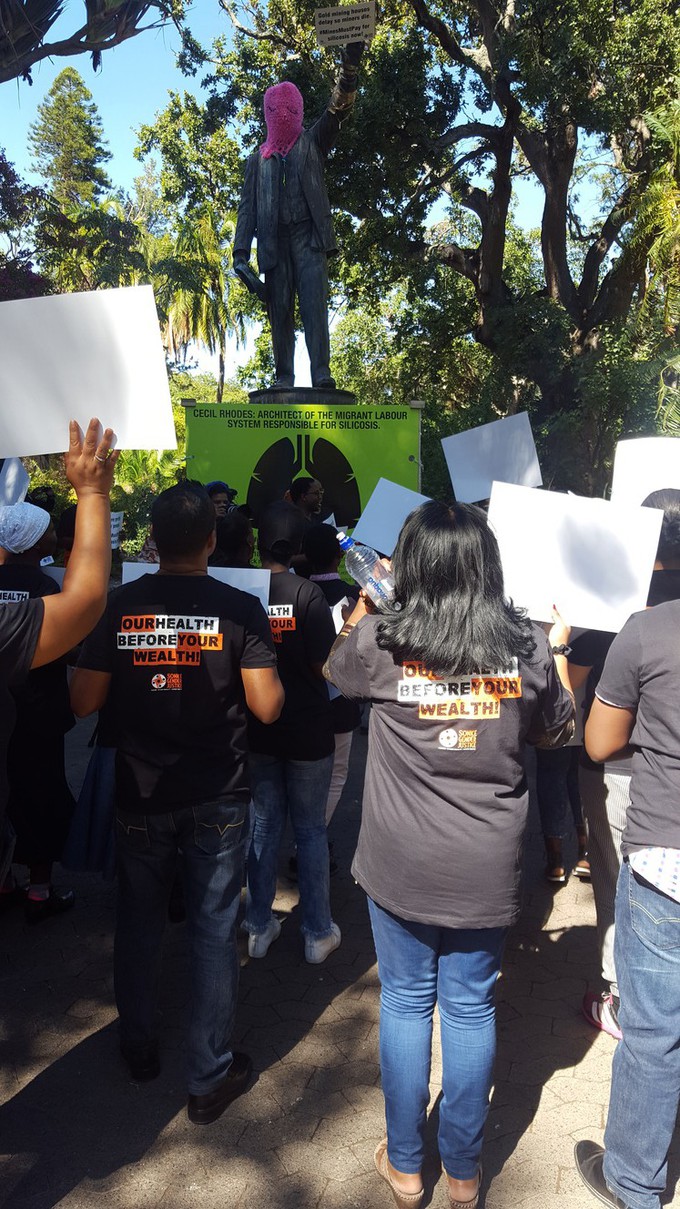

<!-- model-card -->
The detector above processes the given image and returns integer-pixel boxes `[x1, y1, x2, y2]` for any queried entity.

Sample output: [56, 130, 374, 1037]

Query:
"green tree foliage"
[33, 197, 148, 291]
[0, 151, 51, 299]
[163, 206, 247, 401]
[29, 67, 113, 206]
[178, 0, 679, 491]
[137, 91, 256, 392]
[636, 91, 680, 432]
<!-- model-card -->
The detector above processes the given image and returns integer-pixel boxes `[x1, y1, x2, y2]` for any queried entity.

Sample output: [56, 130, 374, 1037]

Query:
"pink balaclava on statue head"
[260, 81, 304, 159]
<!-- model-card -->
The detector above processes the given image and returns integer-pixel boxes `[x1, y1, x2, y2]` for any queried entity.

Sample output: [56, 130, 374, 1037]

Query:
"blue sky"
[2, 4, 222, 189]
[1, 5, 555, 384]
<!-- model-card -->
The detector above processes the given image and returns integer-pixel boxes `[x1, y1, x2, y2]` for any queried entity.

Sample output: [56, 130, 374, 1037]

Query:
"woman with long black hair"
[325, 501, 574, 1209]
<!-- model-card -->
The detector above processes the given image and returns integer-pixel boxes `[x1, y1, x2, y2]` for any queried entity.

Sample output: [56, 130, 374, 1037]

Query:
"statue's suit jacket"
[234, 107, 344, 274]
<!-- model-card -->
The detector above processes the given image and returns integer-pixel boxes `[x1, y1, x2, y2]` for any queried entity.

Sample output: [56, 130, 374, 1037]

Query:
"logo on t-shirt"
[268, 603, 296, 644]
[439, 727, 459, 748]
[397, 659, 522, 721]
[439, 727, 477, 750]
[150, 673, 183, 691]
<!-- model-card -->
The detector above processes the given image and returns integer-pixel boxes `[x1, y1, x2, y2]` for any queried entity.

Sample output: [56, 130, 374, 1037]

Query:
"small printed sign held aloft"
[314, 1, 376, 47]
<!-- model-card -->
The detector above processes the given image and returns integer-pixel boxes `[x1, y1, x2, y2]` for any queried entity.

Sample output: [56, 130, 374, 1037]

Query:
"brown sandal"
[447, 1165, 482, 1209]
[374, 1139, 424, 1209]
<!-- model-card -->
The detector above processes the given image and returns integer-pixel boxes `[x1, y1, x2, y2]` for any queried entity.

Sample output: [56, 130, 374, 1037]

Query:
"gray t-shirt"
[327, 617, 574, 929]
[595, 599, 680, 856]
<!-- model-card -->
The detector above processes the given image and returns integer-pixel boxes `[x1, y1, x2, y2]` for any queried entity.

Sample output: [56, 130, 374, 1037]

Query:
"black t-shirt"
[596, 600, 680, 854]
[569, 629, 622, 773]
[0, 597, 43, 821]
[0, 566, 73, 735]
[570, 571, 680, 776]
[310, 574, 362, 734]
[248, 572, 336, 760]
[328, 617, 574, 929]
[78, 574, 276, 813]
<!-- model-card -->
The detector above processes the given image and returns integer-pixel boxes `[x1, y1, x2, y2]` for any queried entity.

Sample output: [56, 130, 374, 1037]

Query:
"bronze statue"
[233, 43, 364, 391]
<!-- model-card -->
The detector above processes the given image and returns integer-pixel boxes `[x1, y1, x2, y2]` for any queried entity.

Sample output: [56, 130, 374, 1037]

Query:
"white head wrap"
[0, 503, 51, 554]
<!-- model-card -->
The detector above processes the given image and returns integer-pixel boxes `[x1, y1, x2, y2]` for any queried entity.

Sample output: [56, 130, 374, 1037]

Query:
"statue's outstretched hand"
[342, 41, 365, 68]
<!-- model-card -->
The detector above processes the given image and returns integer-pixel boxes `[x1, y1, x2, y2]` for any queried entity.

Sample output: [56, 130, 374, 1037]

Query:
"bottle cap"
[337, 532, 352, 550]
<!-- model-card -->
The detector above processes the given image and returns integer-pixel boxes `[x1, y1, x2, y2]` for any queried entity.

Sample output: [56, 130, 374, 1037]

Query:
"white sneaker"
[247, 916, 281, 958]
[305, 922, 341, 964]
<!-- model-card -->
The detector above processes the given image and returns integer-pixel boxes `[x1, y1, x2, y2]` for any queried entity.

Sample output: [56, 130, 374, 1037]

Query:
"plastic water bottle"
[337, 533, 396, 609]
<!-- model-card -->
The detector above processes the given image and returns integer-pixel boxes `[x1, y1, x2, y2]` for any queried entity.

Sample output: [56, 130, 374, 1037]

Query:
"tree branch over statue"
[0, 1, 185, 85]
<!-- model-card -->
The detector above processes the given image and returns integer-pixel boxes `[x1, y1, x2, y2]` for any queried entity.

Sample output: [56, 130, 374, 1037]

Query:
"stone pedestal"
[248, 385, 356, 407]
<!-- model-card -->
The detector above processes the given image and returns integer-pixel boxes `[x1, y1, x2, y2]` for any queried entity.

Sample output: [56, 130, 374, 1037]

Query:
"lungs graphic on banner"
[185, 402, 420, 529]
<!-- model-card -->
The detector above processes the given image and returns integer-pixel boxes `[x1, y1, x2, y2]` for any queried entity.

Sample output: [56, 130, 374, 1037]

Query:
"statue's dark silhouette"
[233, 44, 363, 391]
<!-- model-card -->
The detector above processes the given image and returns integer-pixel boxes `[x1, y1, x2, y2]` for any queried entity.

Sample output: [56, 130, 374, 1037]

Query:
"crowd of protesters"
[0, 427, 678, 1209]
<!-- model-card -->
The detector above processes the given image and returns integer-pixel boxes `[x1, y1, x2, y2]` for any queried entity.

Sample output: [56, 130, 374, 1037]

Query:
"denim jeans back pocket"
[192, 801, 246, 855]
[115, 811, 150, 852]
[629, 870, 680, 951]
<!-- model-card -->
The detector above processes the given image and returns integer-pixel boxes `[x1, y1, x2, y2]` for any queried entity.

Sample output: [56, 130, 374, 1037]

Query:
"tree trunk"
[217, 345, 225, 404]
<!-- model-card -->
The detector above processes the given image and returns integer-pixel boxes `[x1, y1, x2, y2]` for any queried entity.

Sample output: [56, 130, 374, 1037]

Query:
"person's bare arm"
[241, 666, 285, 723]
[32, 419, 119, 668]
[567, 662, 591, 692]
[585, 698, 636, 763]
[70, 668, 112, 717]
[546, 606, 574, 699]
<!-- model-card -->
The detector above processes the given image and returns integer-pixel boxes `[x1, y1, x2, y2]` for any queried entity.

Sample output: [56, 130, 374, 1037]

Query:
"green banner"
[186, 402, 420, 528]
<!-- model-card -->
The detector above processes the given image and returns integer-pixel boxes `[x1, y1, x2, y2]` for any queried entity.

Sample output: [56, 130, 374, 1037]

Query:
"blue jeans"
[535, 745, 583, 837]
[368, 898, 506, 1178]
[603, 861, 680, 1209]
[114, 798, 249, 1096]
[246, 752, 333, 938]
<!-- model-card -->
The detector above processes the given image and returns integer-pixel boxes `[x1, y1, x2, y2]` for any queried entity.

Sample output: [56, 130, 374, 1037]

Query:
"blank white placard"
[610, 437, 680, 507]
[351, 478, 431, 556]
[441, 412, 542, 503]
[487, 482, 663, 631]
[42, 566, 66, 588]
[121, 563, 271, 612]
[0, 286, 176, 457]
[0, 458, 29, 505]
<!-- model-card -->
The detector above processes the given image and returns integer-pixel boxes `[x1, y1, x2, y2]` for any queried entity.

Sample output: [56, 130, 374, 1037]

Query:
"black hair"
[376, 500, 536, 676]
[206, 479, 236, 500]
[303, 523, 340, 571]
[210, 510, 254, 568]
[642, 488, 680, 563]
[258, 501, 305, 565]
[289, 477, 316, 504]
[151, 482, 215, 560]
[27, 485, 56, 514]
[55, 503, 77, 551]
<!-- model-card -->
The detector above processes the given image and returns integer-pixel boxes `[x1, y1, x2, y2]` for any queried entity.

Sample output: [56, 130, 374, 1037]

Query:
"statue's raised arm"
[233, 43, 365, 392]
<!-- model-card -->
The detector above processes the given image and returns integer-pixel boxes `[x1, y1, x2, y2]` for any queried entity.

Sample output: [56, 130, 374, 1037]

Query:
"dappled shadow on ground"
[0, 730, 388, 1209]
[4, 725, 677, 1207]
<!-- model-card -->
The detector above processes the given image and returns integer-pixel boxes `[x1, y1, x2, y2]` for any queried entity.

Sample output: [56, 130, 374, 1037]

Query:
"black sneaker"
[25, 887, 75, 926]
[0, 883, 27, 913]
[187, 1052, 254, 1124]
[121, 1042, 161, 1082]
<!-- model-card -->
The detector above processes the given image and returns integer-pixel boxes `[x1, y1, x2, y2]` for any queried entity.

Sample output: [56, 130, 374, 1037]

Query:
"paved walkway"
[1, 723, 678, 1208]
